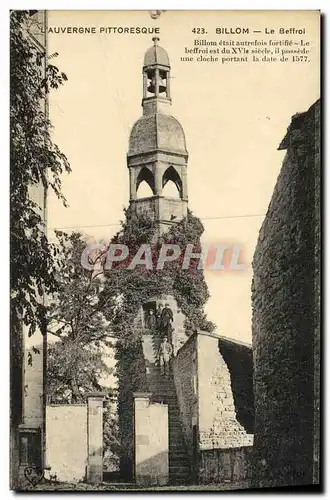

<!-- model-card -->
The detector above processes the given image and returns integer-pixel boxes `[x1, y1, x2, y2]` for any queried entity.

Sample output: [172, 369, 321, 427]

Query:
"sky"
[47, 10, 320, 343]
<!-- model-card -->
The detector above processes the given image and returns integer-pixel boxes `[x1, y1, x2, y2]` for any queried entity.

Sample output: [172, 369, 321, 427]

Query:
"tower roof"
[128, 114, 187, 156]
[143, 37, 170, 68]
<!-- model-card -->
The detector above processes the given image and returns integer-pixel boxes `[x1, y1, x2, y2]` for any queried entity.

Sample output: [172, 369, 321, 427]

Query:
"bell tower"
[127, 37, 188, 234]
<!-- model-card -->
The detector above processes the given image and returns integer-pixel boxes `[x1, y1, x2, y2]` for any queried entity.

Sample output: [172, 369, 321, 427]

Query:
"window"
[19, 428, 41, 467]
[162, 166, 183, 198]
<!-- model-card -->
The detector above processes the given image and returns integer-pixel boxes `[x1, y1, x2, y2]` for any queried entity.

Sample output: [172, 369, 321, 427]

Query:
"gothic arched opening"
[136, 167, 155, 199]
[162, 166, 182, 199]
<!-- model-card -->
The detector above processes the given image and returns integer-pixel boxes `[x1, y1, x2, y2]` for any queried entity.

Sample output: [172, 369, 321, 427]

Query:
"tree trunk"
[70, 374, 81, 402]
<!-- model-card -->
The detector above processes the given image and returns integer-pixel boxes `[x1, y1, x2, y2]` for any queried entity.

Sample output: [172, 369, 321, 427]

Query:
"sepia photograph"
[9, 9, 320, 492]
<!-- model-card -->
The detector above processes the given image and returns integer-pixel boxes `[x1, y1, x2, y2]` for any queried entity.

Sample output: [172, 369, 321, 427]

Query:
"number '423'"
[192, 28, 207, 34]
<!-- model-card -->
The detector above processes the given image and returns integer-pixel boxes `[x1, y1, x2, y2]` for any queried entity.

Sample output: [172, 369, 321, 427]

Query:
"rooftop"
[143, 37, 170, 68]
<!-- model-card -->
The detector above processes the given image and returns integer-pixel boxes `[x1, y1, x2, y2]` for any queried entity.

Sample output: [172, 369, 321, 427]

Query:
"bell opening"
[146, 69, 168, 97]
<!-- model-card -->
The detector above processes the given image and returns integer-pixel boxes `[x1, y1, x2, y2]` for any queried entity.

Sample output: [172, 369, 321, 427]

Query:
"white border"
[2, 2, 327, 499]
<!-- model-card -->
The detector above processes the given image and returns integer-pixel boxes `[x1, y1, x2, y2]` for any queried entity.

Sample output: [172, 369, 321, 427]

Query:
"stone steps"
[146, 359, 191, 485]
[169, 457, 191, 467]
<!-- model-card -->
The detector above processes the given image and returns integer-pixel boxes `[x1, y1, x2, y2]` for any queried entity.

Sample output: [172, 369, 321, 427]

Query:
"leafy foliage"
[48, 232, 112, 344]
[10, 10, 70, 336]
[103, 397, 121, 472]
[47, 339, 110, 403]
[46, 232, 119, 469]
[101, 207, 215, 339]
[46, 231, 114, 403]
[99, 207, 215, 478]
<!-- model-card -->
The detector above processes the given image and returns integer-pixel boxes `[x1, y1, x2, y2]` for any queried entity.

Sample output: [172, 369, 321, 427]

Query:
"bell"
[147, 77, 166, 94]
[159, 81, 166, 94]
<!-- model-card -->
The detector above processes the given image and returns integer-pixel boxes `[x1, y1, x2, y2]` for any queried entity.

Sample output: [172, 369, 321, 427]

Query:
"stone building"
[252, 99, 320, 487]
[10, 11, 48, 488]
[127, 37, 188, 235]
[125, 39, 254, 487]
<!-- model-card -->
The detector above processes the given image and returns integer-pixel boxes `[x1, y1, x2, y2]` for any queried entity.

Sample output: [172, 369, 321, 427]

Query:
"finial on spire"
[152, 36, 160, 46]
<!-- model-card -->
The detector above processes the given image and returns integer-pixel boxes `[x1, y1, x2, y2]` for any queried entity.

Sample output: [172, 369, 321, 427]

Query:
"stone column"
[134, 392, 169, 486]
[129, 168, 137, 200]
[143, 71, 147, 98]
[155, 68, 159, 97]
[153, 162, 163, 196]
[181, 167, 188, 200]
[166, 71, 171, 99]
[86, 392, 106, 484]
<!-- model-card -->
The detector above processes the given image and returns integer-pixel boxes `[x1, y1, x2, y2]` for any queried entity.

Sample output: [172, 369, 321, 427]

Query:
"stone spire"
[127, 39, 188, 235]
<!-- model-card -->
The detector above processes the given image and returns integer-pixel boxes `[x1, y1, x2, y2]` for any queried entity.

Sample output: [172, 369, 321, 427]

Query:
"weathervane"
[149, 11, 166, 20]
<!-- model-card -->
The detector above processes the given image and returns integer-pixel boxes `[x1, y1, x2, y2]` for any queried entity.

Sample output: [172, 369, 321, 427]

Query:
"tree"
[10, 10, 70, 337]
[46, 231, 114, 403]
[46, 231, 119, 469]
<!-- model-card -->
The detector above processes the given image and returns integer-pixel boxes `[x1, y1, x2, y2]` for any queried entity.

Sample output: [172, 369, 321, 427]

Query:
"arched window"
[136, 167, 155, 199]
[162, 166, 182, 199]
[137, 181, 154, 199]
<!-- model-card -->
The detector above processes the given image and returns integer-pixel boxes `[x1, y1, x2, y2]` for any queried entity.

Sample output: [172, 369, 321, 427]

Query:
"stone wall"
[134, 393, 169, 486]
[45, 394, 105, 485]
[46, 404, 87, 483]
[173, 331, 253, 464]
[198, 446, 253, 485]
[197, 334, 253, 450]
[159, 197, 188, 222]
[132, 197, 157, 220]
[16, 333, 45, 487]
[172, 334, 198, 459]
[218, 337, 254, 434]
[252, 99, 320, 487]
[22, 334, 44, 429]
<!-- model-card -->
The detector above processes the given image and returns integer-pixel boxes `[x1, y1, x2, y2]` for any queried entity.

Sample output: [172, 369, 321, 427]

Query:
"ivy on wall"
[101, 207, 215, 479]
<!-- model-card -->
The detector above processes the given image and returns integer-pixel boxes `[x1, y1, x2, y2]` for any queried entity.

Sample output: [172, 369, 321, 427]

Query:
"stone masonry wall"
[173, 332, 253, 455]
[197, 334, 253, 450]
[132, 198, 157, 220]
[22, 333, 44, 429]
[252, 99, 320, 487]
[198, 446, 253, 485]
[219, 338, 254, 434]
[172, 334, 198, 460]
